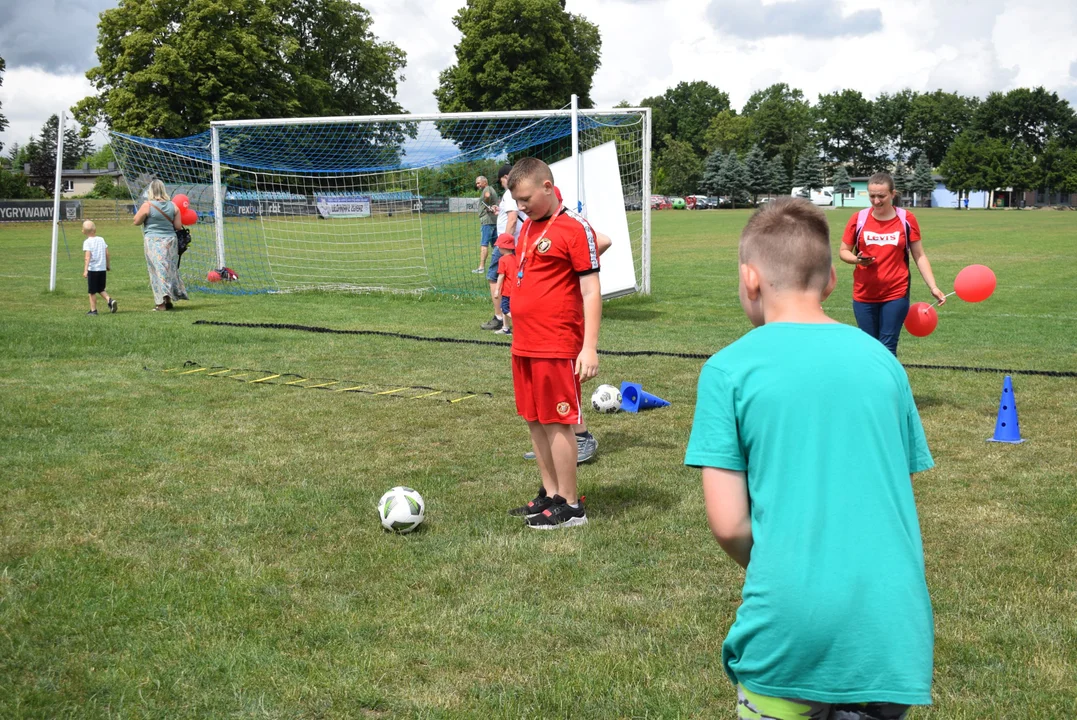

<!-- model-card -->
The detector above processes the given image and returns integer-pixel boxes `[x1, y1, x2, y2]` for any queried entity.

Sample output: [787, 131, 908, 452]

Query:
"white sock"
[568, 501, 579, 509]
[495, 314, 503, 321]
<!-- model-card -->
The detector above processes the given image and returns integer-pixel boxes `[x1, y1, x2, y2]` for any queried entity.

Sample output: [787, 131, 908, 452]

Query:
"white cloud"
[0, 67, 96, 154]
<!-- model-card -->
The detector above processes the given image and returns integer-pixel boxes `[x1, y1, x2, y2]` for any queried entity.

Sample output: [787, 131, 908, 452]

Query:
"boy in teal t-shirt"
[685, 197, 935, 719]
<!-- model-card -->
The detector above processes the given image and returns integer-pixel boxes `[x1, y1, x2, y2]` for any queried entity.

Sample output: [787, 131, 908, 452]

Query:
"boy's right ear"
[739, 263, 761, 301]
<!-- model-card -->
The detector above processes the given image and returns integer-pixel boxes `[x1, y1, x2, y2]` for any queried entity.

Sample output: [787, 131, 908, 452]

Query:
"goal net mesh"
[110, 110, 648, 297]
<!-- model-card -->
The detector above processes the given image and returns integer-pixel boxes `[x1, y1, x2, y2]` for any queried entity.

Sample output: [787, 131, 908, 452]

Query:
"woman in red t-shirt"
[839, 171, 946, 356]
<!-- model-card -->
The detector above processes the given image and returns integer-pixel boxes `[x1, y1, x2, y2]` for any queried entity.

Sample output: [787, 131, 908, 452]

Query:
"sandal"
[154, 304, 168, 311]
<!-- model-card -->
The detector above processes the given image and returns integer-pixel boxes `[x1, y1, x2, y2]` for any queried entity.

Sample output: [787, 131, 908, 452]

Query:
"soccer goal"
[109, 101, 651, 298]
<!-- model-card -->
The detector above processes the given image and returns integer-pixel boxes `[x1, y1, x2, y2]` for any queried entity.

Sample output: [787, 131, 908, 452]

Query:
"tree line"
[2, 0, 1076, 205]
[643, 82, 1077, 202]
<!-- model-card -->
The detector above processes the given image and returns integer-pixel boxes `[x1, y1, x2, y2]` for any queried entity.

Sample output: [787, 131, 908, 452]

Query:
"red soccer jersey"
[841, 210, 922, 303]
[511, 208, 600, 359]
[497, 252, 518, 297]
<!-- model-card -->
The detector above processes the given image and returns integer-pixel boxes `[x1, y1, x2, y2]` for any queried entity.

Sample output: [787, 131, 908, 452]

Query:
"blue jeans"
[486, 246, 502, 282]
[853, 298, 910, 356]
[480, 224, 497, 247]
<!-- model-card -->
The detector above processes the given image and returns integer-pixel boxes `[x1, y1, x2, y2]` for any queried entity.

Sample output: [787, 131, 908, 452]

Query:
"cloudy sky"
[2, 0, 1076, 148]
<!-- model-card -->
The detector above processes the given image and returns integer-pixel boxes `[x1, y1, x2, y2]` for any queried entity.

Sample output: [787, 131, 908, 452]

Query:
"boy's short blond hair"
[506, 157, 554, 192]
[739, 197, 832, 292]
[82, 220, 96, 233]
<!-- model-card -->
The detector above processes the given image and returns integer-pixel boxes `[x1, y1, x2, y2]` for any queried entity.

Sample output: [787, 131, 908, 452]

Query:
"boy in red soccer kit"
[505, 158, 602, 529]
[492, 233, 517, 335]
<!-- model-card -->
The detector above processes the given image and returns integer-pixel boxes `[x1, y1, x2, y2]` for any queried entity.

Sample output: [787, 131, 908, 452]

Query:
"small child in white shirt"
[82, 220, 116, 315]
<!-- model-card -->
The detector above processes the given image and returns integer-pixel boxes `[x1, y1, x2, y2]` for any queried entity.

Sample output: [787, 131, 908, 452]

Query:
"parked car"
[790, 186, 835, 206]
[650, 194, 672, 210]
[671, 197, 687, 209]
[686, 194, 711, 209]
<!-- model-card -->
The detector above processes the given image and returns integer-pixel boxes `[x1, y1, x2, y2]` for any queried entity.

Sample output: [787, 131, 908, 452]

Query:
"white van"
[790, 186, 834, 207]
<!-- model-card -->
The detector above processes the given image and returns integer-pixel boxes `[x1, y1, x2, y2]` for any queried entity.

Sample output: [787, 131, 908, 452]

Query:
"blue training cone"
[620, 381, 670, 413]
[987, 375, 1025, 444]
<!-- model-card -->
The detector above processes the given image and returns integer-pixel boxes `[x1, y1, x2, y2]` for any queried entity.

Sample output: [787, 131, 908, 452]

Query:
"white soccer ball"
[591, 383, 622, 413]
[377, 486, 425, 533]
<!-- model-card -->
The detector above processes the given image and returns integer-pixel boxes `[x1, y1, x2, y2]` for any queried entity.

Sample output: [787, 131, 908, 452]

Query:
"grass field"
[1, 208, 1076, 718]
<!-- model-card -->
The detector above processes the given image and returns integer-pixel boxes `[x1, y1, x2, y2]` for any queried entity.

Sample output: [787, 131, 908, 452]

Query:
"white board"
[549, 141, 638, 299]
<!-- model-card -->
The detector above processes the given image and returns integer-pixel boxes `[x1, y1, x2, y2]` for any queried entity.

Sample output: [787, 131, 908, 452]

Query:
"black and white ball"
[377, 486, 425, 533]
[591, 384, 622, 413]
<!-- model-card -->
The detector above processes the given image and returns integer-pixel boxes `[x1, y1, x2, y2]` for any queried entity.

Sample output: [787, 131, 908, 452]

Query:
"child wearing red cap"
[493, 233, 517, 335]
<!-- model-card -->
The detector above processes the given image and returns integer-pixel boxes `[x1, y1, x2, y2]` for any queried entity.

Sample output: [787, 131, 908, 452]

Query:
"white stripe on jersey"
[564, 208, 599, 270]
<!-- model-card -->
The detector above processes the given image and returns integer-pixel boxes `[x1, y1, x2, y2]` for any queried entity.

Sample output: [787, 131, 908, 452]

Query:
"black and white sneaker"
[480, 316, 504, 331]
[509, 487, 554, 518]
[526, 495, 587, 529]
[108, 298, 118, 313]
[86, 310, 98, 316]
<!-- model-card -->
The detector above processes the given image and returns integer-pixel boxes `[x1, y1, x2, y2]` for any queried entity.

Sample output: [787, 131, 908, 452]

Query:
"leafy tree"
[85, 144, 117, 169]
[910, 157, 935, 207]
[703, 110, 751, 154]
[815, 89, 883, 175]
[76, 0, 406, 138]
[0, 169, 48, 198]
[654, 134, 701, 196]
[903, 90, 978, 167]
[1036, 140, 1077, 195]
[792, 151, 824, 197]
[699, 148, 725, 196]
[766, 155, 788, 195]
[0, 56, 8, 154]
[719, 151, 750, 209]
[742, 83, 814, 178]
[436, 0, 600, 114]
[971, 87, 1077, 153]
[831, 165, 852, 207]
[25, 115, 93, 196]
[642, 81, 730, 155]
[84, 174, 132, 199]
[743, 146, 769, 203]
[872, 89, 917, 160]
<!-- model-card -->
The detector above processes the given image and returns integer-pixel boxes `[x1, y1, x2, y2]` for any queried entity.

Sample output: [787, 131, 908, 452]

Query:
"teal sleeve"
[905, 381, 935, 474]
[685, 363, 746, 471]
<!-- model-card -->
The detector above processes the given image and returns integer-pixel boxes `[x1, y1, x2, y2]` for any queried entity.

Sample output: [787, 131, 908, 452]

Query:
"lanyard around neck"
[516, 205, 562, 284]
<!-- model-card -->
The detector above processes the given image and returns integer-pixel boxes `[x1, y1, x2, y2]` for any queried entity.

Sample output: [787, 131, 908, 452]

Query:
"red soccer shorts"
[512, 355, 582, 425]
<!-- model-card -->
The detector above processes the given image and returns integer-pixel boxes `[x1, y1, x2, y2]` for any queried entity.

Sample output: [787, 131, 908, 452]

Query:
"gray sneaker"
[523, 434, 598, 464]
[480, 316, 503, 331]
[577, 433, 598, 463]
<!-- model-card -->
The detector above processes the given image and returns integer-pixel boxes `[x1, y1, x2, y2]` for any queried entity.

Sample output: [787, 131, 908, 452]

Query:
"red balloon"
[904, 302, 938, 337]
[954, 264, 996, 303]
[172, 193, 190, 210]
[207, 270, 221, 282]
[180, 207, 198, 226]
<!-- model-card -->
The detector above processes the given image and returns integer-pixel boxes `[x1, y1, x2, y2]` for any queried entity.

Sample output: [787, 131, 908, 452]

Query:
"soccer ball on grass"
[591, 384, 622, 413]
[377, 486, 425, 533]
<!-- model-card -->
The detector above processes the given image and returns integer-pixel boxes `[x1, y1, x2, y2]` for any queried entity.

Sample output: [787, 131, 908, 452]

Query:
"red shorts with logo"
[512, 355, 582, 425]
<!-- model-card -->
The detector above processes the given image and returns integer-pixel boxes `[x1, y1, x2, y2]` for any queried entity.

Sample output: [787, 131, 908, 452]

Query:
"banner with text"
[0, 200, 82, 222]
[315, 195, 371, 219]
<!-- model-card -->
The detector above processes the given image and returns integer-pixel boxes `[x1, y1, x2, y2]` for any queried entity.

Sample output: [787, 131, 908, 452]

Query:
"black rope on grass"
[192, 320, 1077, 378]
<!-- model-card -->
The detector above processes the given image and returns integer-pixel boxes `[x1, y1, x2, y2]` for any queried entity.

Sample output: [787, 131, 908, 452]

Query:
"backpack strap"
[854, 207, 913, 252]
[852, 208, 871, 252]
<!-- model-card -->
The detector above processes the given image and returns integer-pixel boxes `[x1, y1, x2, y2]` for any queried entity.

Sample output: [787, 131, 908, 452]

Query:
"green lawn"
[1, 208, 1075, 718]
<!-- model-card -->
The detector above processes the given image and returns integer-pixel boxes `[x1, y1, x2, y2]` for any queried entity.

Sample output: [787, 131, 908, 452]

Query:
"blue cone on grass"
[620, 381, 670, 413]
[988, 375, 1025, 444]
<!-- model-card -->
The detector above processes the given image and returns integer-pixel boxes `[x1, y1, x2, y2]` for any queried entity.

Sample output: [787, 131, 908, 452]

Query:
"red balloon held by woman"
[172, 193, 190, 210]
[904, 302, 938, 337]
[180, 207, 198, 226]
[953, 264, 996, 303]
